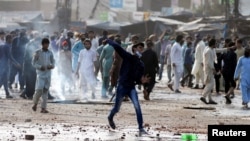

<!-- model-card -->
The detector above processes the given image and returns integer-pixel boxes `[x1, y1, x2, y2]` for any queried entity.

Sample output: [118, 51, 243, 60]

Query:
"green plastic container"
[181, 133, 197, 141]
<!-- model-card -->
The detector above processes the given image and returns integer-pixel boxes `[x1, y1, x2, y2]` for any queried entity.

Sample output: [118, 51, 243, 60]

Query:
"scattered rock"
[25, 119, 32, 122]
[218, 121, 224, 125]
[144, 123, 150, 127]
[25, 134, 34, 140]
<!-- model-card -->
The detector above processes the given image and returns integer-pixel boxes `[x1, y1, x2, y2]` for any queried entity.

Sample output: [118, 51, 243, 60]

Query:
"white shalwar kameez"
[170, 42, 183, 91]
[78, 49, 97, 99]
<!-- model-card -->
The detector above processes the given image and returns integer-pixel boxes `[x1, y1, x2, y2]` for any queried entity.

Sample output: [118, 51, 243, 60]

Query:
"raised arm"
[107, 39, 131, 59]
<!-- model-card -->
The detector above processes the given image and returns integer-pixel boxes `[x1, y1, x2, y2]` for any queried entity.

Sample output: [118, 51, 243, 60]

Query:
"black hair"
[103, 30, 108, 36]
[41, 38, 50, 45]
[225, 38, 232, 44]
[132, 42, 144, 52]
[114, 37, 121, 45]
[5, 34, 12, 41]
[175, 35, 184, 43]
[236, 39, 243, 44]
[228, 42, 235, 47]
[84, 39, 92, 45]
[244, 47, 250, 58]
[208, 38, 216, 47]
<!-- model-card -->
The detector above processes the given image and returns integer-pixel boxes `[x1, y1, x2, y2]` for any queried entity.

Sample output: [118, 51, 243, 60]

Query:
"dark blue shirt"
[184, 47, 193, 65]
[0, 43, 16, 73]
[11, 36, 29, 64]
[108, 40, 144, 87]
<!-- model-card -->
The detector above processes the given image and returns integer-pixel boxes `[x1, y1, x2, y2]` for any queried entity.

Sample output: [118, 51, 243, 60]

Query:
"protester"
[221, 42, 237, 104]
[0, 34, 20, 98]
[75, 39, 97, 100]
[108, 37, 123, 96]
[20, 31, 41, 99]
[58, 40, 73, 93]
[9, 30, 29, 90]
[200, 39, 217, 105]
[99, 35, 115, 99]
[234, 47, 250, 109]
[158, 30, 171, 81]
[32, 38, 55, 113]
[107, 40, 150, 135]
[141, 39, 159, 100]
[191, 34, 205, 89]
[168, 35, 184, 93]
[181, 41, 193, 88]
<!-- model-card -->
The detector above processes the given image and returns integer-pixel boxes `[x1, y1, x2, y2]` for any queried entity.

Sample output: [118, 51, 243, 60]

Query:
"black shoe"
[242, 102, 249, 110]
[200, 97, 208, 104]
[180, 80, 185, 87]
[168, 84, 173, 91]
[181, 82, 185, 87]
[208, 100, 217, 105]
[20, 93, 27, 99]
[192, 85, 199, 89]
[6, 95, 13, 99]
[108, 116, 116, 129]
[202, 85, 206, 89]
[48, 94, 55, 100]
[174, 89, 181, 93]
[225, 95, 232, 104]
[143, 90, 150, 100]
[32, 105, 37, 111]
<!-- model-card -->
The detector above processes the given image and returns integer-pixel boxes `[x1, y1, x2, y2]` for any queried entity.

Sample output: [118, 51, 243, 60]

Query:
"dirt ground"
[0, 76, 249, 141]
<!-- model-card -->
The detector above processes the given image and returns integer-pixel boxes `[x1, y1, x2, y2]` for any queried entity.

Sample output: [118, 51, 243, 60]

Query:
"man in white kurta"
[168, 35, 184, 93]
[191, 40, 206, 89]
[76, 40, 97, 100]
[200, 39, 217, 104]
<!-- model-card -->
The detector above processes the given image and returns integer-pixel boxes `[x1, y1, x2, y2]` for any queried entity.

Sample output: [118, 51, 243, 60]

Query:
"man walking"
[200, 39, 217, 105]
[168, 35, 184, 93]
[141, 39, 159, 100]
[32, 38, 55, 113]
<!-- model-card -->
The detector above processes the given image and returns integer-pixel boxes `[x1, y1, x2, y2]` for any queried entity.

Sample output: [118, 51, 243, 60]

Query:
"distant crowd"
[0, 28, 250, 110]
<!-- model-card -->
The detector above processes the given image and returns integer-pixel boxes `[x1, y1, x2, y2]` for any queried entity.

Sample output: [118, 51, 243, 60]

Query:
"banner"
[109, 0, 123, 8]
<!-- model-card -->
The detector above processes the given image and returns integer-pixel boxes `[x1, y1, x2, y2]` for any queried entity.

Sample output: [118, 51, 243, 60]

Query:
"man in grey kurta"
[32, 38, 55, 113]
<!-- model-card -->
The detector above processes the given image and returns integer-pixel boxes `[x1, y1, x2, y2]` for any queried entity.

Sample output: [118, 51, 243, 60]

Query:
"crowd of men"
[1, 28, 250, 135]
[0, 28, 249, 110]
